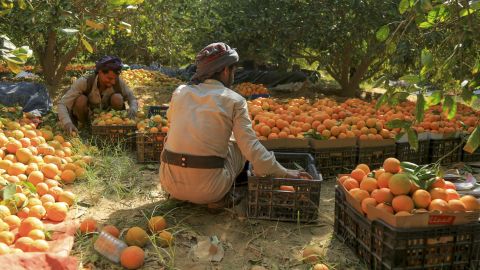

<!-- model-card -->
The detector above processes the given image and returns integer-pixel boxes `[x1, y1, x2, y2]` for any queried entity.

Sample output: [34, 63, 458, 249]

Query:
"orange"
[79, 218, 97, 233]
[41, 163, 59, 179]
[343, 178, 359, 191]
[27, 198, 42, 208]
[7, 162, 27, 176]
[28, 171, 44, 186]
[125, 227, 149, 247]
[376, 203, 394, 214]
[356, 164, 370, 174]
[0, 231, 15, 245]
[302, 245, 322, 263]
[361, 198, 378, 214]
[3, 215, 21, 230]
[36, 183, 49, 196]
[30, 239, 49, 252]
[60, 169, 76, 184]
[46, 202, 68, 222]
[371, 188, 394, 204]
[412, 190, 431, 209]
[388, 174, 411, 195]
[444, 181, 456, 190]
[0, 205, 11, 219]
[58, 191, 75, 206]
[102, 225, 120, 238]
[29, 205, 47, 219]
[429, 188, 448, 201]
[148, 216, 167, 233]
[19, 217, 44, 237]
[6, 140, 22, 154]
[349, 188, 370, 203]
[16, 148, 33, 164]
[392, 195, 414, 213]
[459, 195, 480, 211]
[120, 246, 145, 270]
[448, 200, 466, 212]
[428, 199, 450, 212]
[14, 237, 33, 252]
[158, 231, 174, 247]
[17, 207, 29, 219]
[446, 189, 460, 201]
[395, 211, 412, 216]
[430, 177, 445, 189]
[0, 242, 10, 255]
[313, 263, 329, 270]
[28, 229, 46, 240]
[360, 177, 378, 193]
[350, 169, 366, 182]
[374, 169, 385, 179]
[383, 158, 400, 174]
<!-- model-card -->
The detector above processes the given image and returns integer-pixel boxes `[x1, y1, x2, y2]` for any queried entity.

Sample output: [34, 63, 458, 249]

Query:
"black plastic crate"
[358, 145, 396, 169]
[429, 138, 462, 165]
[147, 105, 169, 118]
[136, 132, 166, 163]
[314, 146, 357, 180]
[91, 125, 137, 151]
[395, 140, 430, 165]
[334, 186, 480, 270]
[462, 148, 480, 163]
[247, 152, 322, 223]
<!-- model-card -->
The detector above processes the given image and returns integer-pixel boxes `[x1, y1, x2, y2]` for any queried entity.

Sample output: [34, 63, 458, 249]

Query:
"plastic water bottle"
[94, 231, 128, 263]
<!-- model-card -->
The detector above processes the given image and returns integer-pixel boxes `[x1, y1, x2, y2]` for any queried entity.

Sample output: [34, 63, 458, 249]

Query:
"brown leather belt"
[161, 149, 225, 169]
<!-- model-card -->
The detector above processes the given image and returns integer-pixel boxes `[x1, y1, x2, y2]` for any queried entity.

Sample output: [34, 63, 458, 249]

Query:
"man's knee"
[72, 95, 88, 117]
[110, 93, 124, 110]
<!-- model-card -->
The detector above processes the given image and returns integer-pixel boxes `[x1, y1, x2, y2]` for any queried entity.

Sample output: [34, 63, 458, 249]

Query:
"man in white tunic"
[159, 43, 310, 206]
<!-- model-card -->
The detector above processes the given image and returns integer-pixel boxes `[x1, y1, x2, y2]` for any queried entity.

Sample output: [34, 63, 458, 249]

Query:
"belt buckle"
[180, 155, 187, 167]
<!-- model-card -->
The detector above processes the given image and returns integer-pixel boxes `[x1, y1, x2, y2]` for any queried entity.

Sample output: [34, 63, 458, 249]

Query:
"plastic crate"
[247, 152, 322, 223]
[429, 138, 462, 165]
[395, 140, 430, 165]
[314, 146, 357, 180]
[358, 140, 396, 169]
[91, 125, 137, 151]
[147, 105, 169, 118]
[462, 148, 480, 163]
[334, 186, 480, 270]
[136, 132, 166, 163]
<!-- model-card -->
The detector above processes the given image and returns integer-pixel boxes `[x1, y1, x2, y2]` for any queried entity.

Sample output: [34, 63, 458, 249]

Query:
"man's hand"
[285, 169, 313, 179]
[64, 122, 78, 135]
[128, 107, 137, 119]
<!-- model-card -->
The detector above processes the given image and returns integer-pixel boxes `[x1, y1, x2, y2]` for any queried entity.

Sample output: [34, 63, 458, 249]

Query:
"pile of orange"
[121, 69, 182, 90]
[92, 110, 136, 126]
[136, 114, 169, 134]
[235, 82, 269, 97]
[340, 158, 480, 216]
[247, 97, 479, 141]
[0, 117, 93, 254]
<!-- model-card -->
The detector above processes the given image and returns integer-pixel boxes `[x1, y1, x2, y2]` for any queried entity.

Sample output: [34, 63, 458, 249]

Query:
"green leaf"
[442, 96, 457, 120]
[407, 128, 419, 152]
[399, 74, 420, 84]
[415, 94, 425, 122]
[17, 0, 26, 9]
[22, 181, 36, 194]
[386, 119, 412, 129]
[427, 9, 438, 23]
[375, 92, 388, 110]
[426, 91, 442, 106]
[419, 22, 433, 28]
[3, 183, 16, 201]
[420, 0, 433, 12]
[376, 25, 390, 42]
[61, 28, 79, 35]
[464, 126, 480, 154]
[81, 38, 93, 53]
[399, 0, 410, 14]
[6, 61, 21, 74]
[108, 0, 126, 5]
[421, 49, 433, 68]
[373, 75, 387, 88]
[459, 8, 475, 17]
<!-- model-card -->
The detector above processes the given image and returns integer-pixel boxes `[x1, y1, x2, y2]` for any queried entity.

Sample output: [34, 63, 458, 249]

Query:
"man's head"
[95, 56, 123, 88]
[191, 42, 239, 87]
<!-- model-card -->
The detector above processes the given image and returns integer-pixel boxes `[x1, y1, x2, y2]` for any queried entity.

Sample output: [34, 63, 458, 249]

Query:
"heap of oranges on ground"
[121, 69, 182, 90]
[79, 215, 172, 270]
[0, 115, 94, 254]
[234, 82, 269, 97]
[248, 97, 479, 141]
[339, 157, 480, 216]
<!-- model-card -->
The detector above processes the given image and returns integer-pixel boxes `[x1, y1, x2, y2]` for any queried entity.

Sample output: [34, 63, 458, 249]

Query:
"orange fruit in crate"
[356, 164, 370, 174]
[376, 203, 394, 214]
[429, 188, 448, 201]
[460, 195, 480, 211]
[431, 177, 445, 189]
[412, 190, 431, 209]
[350, 169, 366, 182]
[395, 211, 412, 216]
[371, 188, 394, 204]
[444, 181, 456, 190]
[28, 229, 46, 240]
[383, 158, 400, 174]
[349, 188, 369, 203]
[388, 174, 411, 196]
[445, 189, 460, 201]
[448, 200, 466, 211]
[280, 185, 295, 192]
[429, 199, 450, 212]
[120, 246, 145, 270]
[360, 177, 378, 193]
[392, 195, 414, 213]
[343, 178, 359, 191]
[361, 198, 377, 214]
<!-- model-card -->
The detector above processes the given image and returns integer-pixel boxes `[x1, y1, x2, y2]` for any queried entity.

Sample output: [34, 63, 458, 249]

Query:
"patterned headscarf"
[95, 56, 123, 73]
[191, 42, 239, 83]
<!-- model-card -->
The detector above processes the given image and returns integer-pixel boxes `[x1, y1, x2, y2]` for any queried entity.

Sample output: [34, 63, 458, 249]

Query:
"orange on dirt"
[356, 164, 370, 175]
[30, 239, 49, 252]
[6, 140, 22, 154]
[361, 198, 378, 214]
[313, 264, 329, 270]
[460, 195, 480, 211]
[377, 172, 392, 189]
[148, 216, 167, 233]
[392, 195, 414, 213]
[448, 200, 466, 212]
[28, 229, 46, 240]
[349, 188, 370, 203]
[45, 179, 60, 188]
[29, 205, 47, 219]
[388, 174, 411, 196]
[125, 227, 149, 247]
[360, 177, 378, 193]
[429, 188, 448, 201]
[0, 221, 8, 231]
[3, 215, 21, 230]
[48, 186, 64, 201]
[27, 171, 44, 186]
[79, 218, 97, 233]
[0, 205, 11, 219]
[7, 162, 27, 176]
[120, 246, 145, 270]
[371, 188, 394, 204]
[46, 202, 68, 222]
[58, 191, 76, 206]
[102, 225, 120, 238]
[36, 183, 49, 196]
[302, 245, 322, 263]
[412, 190, 431, 209]
[444, 181, 456, 190]
[15, 237, 33, 252]
[446, 189, 460, 201]
[343, 178, 359, 191]
[41, 163, 59, 179]
[16, 148, 33, 164]
[0, 231, 15, 245]
[19, 217, 44, 237]
[376, 203, 394, 214]
[383, 158, 401, 174]
[428, 199, 450, 212]
[431, 177, 445, 189]
[350, 168, 366, 182]
[158, 231, 174, 247]
[0, 160, 12, 171]
[75, 167, 86, 179]
[27, 198, 42, 208]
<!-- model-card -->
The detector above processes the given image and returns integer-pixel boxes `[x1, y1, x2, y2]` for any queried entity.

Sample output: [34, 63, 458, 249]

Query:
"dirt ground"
[71, 168, 365, 270]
